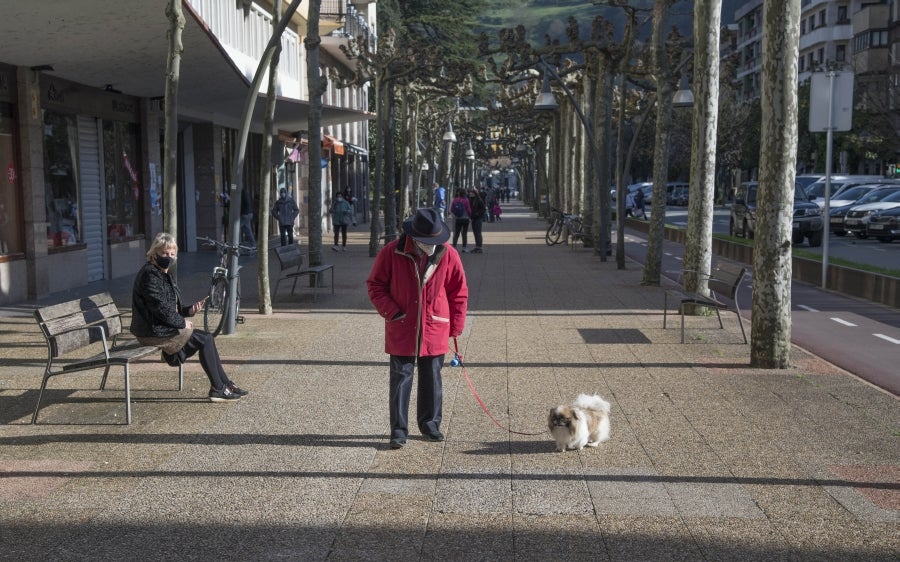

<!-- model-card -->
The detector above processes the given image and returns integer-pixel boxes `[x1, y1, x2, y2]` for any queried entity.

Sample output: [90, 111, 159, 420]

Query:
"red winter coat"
[367, 234, 468, 357]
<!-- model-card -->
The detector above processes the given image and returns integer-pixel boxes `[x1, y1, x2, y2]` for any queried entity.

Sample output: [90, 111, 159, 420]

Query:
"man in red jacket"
[367, 208, 469, 449]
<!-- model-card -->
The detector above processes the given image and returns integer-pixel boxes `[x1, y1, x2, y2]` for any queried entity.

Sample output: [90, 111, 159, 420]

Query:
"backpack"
[451, 199, 468, 219]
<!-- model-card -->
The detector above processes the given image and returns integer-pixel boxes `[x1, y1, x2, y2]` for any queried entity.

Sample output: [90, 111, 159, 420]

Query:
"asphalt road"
[621, 225, 900, 396]
[664, 206, 900, 273]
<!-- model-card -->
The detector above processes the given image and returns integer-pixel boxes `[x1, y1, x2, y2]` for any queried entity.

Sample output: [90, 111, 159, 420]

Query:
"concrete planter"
[625, 217, 899, 309]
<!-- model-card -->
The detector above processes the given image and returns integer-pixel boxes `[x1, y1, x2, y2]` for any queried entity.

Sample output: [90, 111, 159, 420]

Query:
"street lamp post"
[441, 121, 457, 194]
[464, 141, 475, 190]
[534, 59, 610, 259]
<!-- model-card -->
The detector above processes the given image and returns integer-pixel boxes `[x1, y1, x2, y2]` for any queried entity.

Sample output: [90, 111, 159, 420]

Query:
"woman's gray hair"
[146, 232, 178, 260]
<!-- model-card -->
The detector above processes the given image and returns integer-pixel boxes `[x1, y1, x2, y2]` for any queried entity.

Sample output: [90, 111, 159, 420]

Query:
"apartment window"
[42, 110, 81, 248]
[855, 29, 889, 51]
[801, 19, 806, 35]
[818, 47, 825, 63]
[836, 44, 846, 62]
[102, 120, 143, 241]
[837, 5, 848, 22]
[808, 53, 814, 69]
[818, 10, 825, 27]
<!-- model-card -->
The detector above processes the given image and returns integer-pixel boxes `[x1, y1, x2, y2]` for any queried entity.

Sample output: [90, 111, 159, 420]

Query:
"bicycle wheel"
[569, 218, 584, 241]
[545, 217, 564, 245]
[204, 275, 228, 336]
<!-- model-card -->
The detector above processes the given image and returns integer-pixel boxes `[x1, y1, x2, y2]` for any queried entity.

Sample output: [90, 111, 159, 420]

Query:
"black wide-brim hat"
[402, 208, 450, 244]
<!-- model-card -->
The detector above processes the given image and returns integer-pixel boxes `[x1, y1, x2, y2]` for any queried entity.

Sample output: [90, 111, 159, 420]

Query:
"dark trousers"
[278, 224, 294, 246]
[452, 219, 470, 248]
[471, 217, 484, 249]
[388, 354, 444, 440]
[182, 330, 232, 391]
[333, 224, 348, 247]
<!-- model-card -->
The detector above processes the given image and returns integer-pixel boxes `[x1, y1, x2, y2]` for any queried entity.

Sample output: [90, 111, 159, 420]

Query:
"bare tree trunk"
[305, 0, 325, 267]
[257, 0, 283, 316]
[751, 0, 800, 368]
[613, 8, 637, 265]
[642, 0, 674, 286]
[384, 84, 397, 240]
[594, 56, 613, 257]
[223, 0, 302, 334]
[399, 87, 411, 220]
[163, 0, 184, 237]
[683, 0, 722, 296]
[369, 73, 385, 256]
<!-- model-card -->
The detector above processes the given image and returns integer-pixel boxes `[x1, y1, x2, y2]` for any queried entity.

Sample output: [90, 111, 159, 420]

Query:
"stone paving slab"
[0, 201, 897, 560]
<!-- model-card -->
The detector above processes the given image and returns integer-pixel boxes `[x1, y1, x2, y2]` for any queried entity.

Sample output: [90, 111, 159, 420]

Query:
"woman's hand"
[189, 298, 207, 316]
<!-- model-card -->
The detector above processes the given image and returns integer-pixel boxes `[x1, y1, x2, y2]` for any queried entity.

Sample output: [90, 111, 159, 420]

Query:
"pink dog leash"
[453, 338, 546, 436]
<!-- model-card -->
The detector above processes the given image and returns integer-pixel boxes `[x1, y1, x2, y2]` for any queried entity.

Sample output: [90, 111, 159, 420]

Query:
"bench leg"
[178, 362, 184, 391]
[680, 303, 686, 344]
[31, 371, 52, 424]
[329, 267, 335, 295]
[124, 365, 132, 425]
[99, 365, 112, 390]
[663, 293, 669, 329]
[715, 308, 724, 329]
[735, 310, 748, 344]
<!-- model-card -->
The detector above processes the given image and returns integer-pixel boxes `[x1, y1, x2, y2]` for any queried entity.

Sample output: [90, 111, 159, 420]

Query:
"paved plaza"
[0, 202, 897, 560]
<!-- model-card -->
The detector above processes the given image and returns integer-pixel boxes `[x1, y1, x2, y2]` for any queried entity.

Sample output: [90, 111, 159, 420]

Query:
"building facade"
[0, 0, 374, 305]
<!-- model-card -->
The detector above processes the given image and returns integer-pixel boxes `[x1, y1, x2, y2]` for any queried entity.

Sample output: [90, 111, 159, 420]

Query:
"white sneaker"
[332, 245, 339, 252]
[342, 246, 346, 252]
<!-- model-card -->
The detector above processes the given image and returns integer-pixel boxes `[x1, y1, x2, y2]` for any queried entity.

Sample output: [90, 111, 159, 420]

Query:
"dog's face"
[548, 406, 578, 436]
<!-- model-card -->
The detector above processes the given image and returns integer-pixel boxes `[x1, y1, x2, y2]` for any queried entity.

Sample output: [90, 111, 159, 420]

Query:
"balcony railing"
[322, 1, 376, 52]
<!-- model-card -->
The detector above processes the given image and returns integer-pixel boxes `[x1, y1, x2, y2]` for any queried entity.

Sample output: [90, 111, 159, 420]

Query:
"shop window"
[102, 120, 143, 240]
[0, 102, 22, 255]
[42, 111, 80, 248]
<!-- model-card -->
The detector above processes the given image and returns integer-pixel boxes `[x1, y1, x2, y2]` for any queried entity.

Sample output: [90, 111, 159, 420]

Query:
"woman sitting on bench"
[130, 232, 249, 402]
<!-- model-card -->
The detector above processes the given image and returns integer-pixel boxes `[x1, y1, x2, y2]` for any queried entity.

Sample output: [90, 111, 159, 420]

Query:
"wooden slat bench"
[272, 244, 334, 301]
[32, 292, 183, 424]
[663, 262, 748, 344]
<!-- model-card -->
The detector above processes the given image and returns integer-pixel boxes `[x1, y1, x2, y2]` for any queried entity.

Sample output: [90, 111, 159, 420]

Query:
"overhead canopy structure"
[0, 1, 370, 130]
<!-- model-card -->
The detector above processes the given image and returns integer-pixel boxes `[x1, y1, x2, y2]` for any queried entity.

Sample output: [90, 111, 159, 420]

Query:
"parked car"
[804, 175, 885, 205]
[730, 181, 824, 246]
[842, 189, 900, 238]
[824, 183, 888, 209]
[828, 186, 900, 235]
[795, 174, 824, 190]
[866, 206, 900, 242]
[668, 186, 690, 206]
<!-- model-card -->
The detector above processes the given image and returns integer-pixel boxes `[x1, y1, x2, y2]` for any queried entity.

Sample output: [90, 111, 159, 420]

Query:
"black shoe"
[389, 437, 406, 449]
[423, 431, 444, 442]
[208, 387, 241, 402]
[227, 384, 248, 397]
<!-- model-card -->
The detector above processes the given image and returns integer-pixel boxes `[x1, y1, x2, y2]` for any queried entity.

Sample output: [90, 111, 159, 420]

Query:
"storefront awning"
[323, 135, 344, 156]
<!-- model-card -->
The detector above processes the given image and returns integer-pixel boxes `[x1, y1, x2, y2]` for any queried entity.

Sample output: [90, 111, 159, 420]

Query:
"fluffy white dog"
[547, 394, 611, 452]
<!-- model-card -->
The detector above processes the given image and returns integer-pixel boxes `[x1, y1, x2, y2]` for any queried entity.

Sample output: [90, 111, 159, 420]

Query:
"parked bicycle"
[196, 236, 250, 336]
[545, 207, 585, 246]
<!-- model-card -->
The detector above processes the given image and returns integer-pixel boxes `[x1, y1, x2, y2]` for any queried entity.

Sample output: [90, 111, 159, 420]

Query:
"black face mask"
[155, 255, 175, 269]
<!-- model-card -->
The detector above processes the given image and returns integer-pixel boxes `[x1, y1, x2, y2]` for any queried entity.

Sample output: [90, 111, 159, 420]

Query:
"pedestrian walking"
[239, 189, 256, 250]
[492, 201, 502, 222]
[130, 232, 248, 402]
[271, 188, 299, 246]
[366, 208, 469, 449]
[432, 182, 447, 219]
[330, 192, 353, 252]
[449, 188, 472, 252]
[633, 187, 645, 219]
[468, 188, 486, 253]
